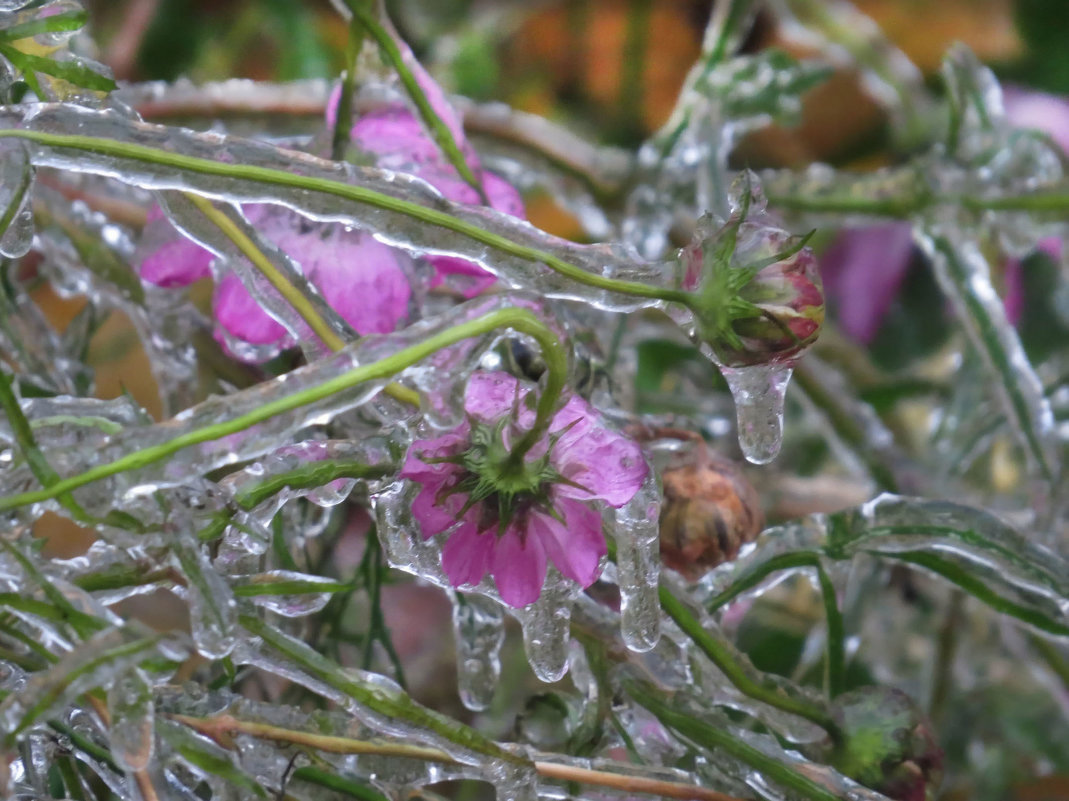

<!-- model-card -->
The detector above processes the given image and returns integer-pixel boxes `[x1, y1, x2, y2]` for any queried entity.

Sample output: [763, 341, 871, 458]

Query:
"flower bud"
[681, 198, 825, 368]
[656, 438, 764, 581]
[831, 687, 943, 801]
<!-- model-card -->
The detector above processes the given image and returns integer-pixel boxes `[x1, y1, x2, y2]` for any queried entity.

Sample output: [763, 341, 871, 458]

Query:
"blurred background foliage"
[80, 0, 1068, 150]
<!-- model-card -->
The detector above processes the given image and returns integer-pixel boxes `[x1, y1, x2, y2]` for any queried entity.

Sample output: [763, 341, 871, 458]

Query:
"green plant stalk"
[928, 235, 1059, 484]
[197, 459, 394, 542]
[238, 613, 524, 767]
[291, 766, 388, 801]
[8, 634, 160, 742]
[342, 0, 488, 203]
[626, 681, 841, 801]
[815, 562, 846, 698]
[874, 550, 1069, 637]
[331, 13, 363, 162]
[706, 550, 825, 612]
[659, 581, 840, 738]
[0, 307, 566, 512]
[185, 193, 347, 352]
[0, 128, 689, 305]
[0, 368, 140, 531]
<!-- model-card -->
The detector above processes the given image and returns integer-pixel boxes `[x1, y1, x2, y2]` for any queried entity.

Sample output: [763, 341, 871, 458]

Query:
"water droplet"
[721, 364, 793, 464]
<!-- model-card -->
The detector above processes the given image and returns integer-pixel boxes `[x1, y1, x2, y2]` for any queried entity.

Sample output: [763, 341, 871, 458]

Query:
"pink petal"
[441, 521, 495, 588]
[212, 272, 289, 346]
[529, 499, 606, 587]
[306, 231, 411, 335]
[351, 107, 445, 167]
[550, 396, 648, 507]
[1003, 85, 1069, 155]
[138, 205, 213, 287]
[401, 428, 474, 538]
[490, 523, 548, 608]
[463, 372, 535, 427]
[426, 254, 499, 298]
[819, 223, 914, 344]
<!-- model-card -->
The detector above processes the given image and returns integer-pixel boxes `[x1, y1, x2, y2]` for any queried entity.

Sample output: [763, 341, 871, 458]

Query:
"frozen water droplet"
[232, 570, 339, 617]
[721, 364, 793, 464]
[451, 593, 504, 711]
[0, 192, 34, 259]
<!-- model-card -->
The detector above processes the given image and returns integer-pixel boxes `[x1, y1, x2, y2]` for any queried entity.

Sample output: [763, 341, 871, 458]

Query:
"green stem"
[331, 15, 363, 162]
[0, 368, 141, 531]
[185, 193, 347, 352]
[0, 308, 565, 512]
[815, 563, 846, 698]
[659, 581, 840, 739]
[0, 128, 687, 305]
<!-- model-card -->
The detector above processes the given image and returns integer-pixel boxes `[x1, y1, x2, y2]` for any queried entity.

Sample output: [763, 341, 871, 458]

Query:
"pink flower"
[137, 203, 411, 360]
[819, 222, 915, 345]
[399, 372, 648, 608]
[329, 38, 525, 297]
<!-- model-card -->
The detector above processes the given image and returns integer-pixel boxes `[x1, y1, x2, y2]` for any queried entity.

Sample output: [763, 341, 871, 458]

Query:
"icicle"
[451, 592, 504, 711]
[612, 474, 662, 652]
[513, 577, 573, 683]
[720, 364, 792, 464]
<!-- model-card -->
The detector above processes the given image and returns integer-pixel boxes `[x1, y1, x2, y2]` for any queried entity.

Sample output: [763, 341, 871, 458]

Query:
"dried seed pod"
[657, 439, 764, 581]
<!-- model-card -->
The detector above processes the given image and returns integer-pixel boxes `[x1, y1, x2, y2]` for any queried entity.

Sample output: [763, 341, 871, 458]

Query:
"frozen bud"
[658, 444, 764, 581]
[681, 200, 825, 368]
[831, 687, 943, 801]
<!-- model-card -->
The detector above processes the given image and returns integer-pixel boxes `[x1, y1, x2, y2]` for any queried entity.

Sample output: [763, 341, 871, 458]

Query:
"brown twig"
[170, 713, 743, 801]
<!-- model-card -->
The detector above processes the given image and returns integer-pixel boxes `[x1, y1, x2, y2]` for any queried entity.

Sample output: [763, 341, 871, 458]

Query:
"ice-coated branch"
[0, 303, 568, 511]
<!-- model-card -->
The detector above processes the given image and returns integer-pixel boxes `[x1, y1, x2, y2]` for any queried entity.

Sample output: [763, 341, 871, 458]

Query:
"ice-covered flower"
[330, 37, 525, 297]
[399, 372, 648, 608]
[138, 203, 411, 360]
[681, 207, 825, 368]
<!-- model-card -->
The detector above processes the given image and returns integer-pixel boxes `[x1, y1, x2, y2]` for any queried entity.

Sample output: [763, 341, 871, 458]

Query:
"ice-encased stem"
[0, 304, 568, 511]
[0, 105, 686, 309]
[919, 233, 1061, 485]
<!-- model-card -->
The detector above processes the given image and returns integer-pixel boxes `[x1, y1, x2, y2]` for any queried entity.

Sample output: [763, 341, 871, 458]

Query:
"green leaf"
[0, 10, 86, 43]
[0, 44, 116, 92]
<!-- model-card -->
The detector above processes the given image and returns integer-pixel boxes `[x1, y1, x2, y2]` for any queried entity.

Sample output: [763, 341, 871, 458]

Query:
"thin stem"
[186, 193, 419, 407]
[0, 128, 689, 305]
[171, 713, 742, 801]
[185, 193, 346, 352]
[815, 562, 846, 698]
[331, 16, 362, 162]
[659, 581, 840, 739]
[0, 308, 565, 512]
